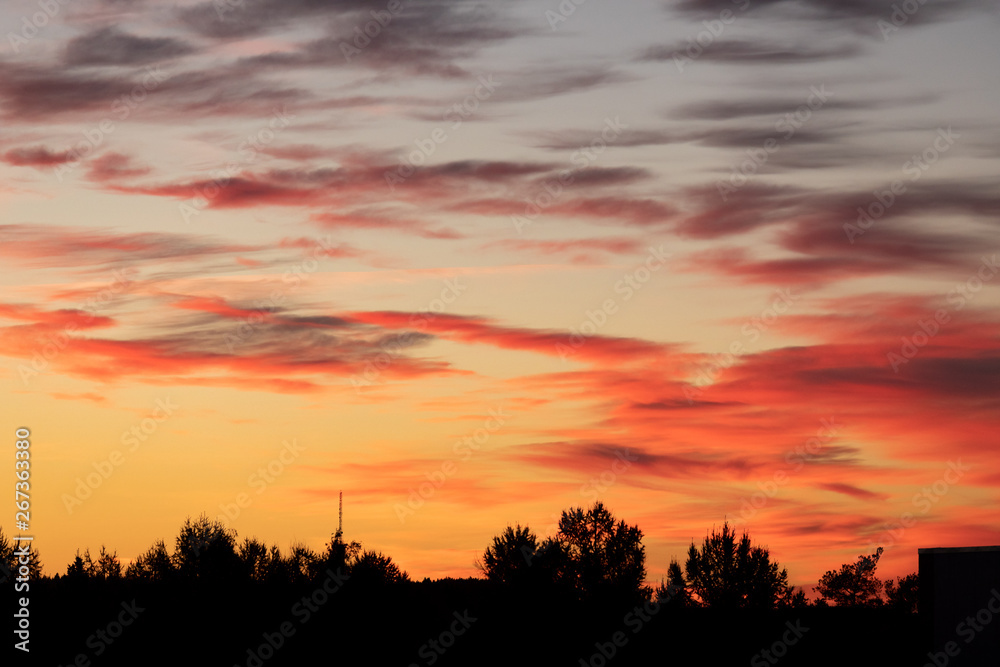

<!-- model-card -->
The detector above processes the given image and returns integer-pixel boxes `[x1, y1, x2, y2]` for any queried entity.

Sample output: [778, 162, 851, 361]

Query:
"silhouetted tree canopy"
[0, 528, 15, 585]
[173, 514, 241, 581]
[238, 537, 289, 583]
[349, 550, 409, 586]
[125, 539, 173, 582]
[478, 503, 645, 602]
[323, 530, 361, 575]
[478, 524, 538, 586]
[815, 547, 884, 606]
[95, 545, 122, 579]
[66, 546, 122, 580]
[781, 586, 809, 609]
[551, 502, 646, 601]
[884, 571, 919, 613]
[16, 513, 931, 665]
[0, 528, 42, 582]
[656, 558, 691, 606]
[286, 542, 320, 584]
[684, 522, 791, 609]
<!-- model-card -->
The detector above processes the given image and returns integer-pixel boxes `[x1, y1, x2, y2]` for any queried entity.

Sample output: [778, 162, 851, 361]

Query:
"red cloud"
[84, 152, 151, 183]
[343, 311, 674, 365]
[819, 482, 890, 501]
[0, 303, 114, 330]
[2, 145, 76, 168]
[486, 236, 644, 263]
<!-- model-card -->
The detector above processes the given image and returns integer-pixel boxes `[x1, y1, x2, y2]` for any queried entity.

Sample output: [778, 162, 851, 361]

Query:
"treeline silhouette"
[2, 503, 922, 666]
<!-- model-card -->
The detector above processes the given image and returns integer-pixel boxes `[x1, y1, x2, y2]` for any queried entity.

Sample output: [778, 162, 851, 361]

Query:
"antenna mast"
[338, 490, 343, 537]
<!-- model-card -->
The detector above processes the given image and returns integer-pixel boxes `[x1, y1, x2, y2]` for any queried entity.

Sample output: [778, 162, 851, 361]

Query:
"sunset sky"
[2, 0, 999, 592]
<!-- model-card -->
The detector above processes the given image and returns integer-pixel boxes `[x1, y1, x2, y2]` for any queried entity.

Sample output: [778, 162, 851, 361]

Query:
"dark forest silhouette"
[2, 502, 923, 666]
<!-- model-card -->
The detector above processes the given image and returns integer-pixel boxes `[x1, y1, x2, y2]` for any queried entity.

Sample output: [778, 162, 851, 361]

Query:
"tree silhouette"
[125, 539, 174, 582]
[656, 558, 691, 606]
[815, 547, 884, 606]
[684, 522, 790, 609]
[5, 511, 936, 663]
[552, 502, 646, 601]
[323, 530, 361, 575]
[66, 550, 88, 580]
[95, 545, 122, 580]
[286, 542, 320, 584]
[478, 524, 539, 586]
[884, 571, 919, 613]
[5, 537, 43, 582]
[350, 550, 409, 586]
[267, 545, 296, 584]
[66, 546, 122, 580]
[780, 586, 809, 609]
[477, 504, 645, 601]
[0, 528, 15, 584]
[237, 537, 275, 582]
[173, 514, 240, 581]
[234, 540, 302, 585]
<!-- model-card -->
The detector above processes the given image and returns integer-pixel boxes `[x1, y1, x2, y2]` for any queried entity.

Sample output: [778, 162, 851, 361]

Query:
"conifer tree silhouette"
[815, 547, 885, 606]
[684, 521, 790, 609]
